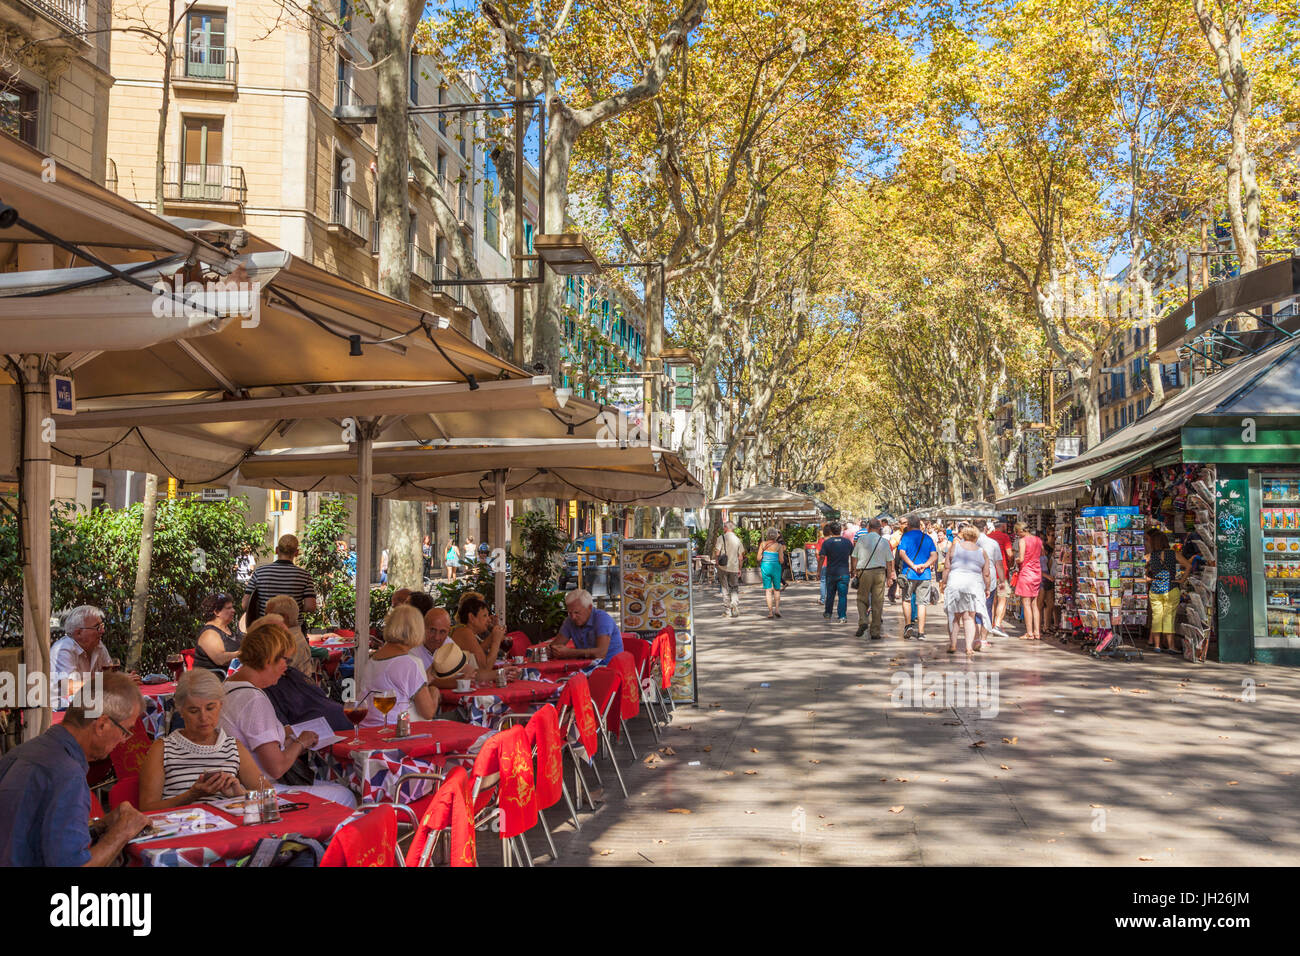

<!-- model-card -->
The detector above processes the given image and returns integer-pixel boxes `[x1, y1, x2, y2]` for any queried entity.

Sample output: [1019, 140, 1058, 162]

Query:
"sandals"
[947, 647, 956, 654]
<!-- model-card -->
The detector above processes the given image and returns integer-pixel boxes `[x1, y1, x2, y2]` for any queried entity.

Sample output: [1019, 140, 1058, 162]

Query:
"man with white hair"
[714, 521, 744, 618]
[545, 589, 623, 665]
[52, 606, 139, 706]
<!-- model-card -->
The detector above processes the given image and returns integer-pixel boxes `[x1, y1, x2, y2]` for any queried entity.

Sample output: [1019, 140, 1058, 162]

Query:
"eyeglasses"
[79, 623, 106, 632]
[107, 715, 132, 738]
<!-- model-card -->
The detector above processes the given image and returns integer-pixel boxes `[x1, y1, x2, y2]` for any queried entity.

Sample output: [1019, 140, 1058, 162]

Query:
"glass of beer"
[373, 693, 397, 733]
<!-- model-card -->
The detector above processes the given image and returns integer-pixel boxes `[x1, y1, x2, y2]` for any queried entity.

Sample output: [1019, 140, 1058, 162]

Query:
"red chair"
[406, 767, 477, 867]
[648, 628, 677, 724]
[501, 703, 581, 858]
[506, 631, 531, 659]
[607, 651, 641, 760]
[179, 648, 196, 672]
[321, 804, 413, 867]
[87, 790, 104, 822]
[557, 673, 602, 811]
[585, 667, 629, 798]
[469, 727, 538, 867]
[108, 717, 154, 782]
[107, 775, 140, 811]
[620, 635, 661, 740]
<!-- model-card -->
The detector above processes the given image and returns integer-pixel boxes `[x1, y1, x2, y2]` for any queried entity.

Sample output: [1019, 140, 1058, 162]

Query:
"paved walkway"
[534, 577, 1300, 866]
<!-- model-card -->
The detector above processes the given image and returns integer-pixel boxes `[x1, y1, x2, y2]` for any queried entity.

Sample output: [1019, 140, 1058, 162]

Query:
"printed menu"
[620, 538, 697, 704]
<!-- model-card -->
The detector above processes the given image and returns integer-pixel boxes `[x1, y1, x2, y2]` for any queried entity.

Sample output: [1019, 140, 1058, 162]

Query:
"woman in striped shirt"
[138, 669, 262, 811]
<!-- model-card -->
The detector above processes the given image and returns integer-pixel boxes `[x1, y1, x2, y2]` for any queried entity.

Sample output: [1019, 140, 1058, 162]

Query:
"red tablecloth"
[140, 681, 176, 698]
[521, 659, 588, 678]
[439, 678, 559, 709]
[126, 792, 352, 867]
[329, 720, 490, 763]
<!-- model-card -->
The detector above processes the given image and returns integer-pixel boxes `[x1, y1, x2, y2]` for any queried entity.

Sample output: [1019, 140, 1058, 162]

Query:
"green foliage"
[430, 561, 497, 621]
[736, 527, 763, 568]
[326, 581, 395, 632]
[782, 524, 816, 551]
[300, 497, 352, 629]
[0, 497, 267, 672]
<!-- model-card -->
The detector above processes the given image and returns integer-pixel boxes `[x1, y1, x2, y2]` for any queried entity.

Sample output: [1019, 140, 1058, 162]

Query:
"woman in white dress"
[357, 604, 440, 727]
[942, 524, 995, 658]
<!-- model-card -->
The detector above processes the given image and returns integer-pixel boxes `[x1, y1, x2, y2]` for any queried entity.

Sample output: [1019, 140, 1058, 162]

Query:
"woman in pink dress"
[1013, 524, 1044, 640]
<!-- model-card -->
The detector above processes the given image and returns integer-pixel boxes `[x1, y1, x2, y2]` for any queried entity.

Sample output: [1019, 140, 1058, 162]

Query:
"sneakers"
[838, 618, 848, 624]
[854, 625, 866, 638]
[823, 612, 832, 620]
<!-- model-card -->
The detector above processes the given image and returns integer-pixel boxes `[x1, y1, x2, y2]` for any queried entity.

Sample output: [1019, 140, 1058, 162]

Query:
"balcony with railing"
[430, 262, 467, 308]
[411, 245, 435, 285]
[21, 0, 86, 31]
[457, 196, 475, 236]
[162, 162, 246, 205]
[328, 188, 371, 245]
[172, 45, 238, 88]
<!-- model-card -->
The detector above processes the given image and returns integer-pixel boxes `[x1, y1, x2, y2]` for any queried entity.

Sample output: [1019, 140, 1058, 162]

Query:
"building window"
[185, 11, 228, 80]
[409, 54, 419, 104]
[339, 0, 351, 31]
[336, 55, 354, 108]
[436, 150, 446, 186]
[0, 79, 39, 147]
[524, 221, 534, 254]
[181, 116, 224, 196]
[437, 85, 447, 135]
[482, 152, 500, 252]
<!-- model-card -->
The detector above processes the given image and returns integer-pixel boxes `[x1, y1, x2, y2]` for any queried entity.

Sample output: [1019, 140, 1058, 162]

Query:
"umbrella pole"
[354, 429, 373, 684]
[493, 469, 507, 622]
[19, 358, 52, 740]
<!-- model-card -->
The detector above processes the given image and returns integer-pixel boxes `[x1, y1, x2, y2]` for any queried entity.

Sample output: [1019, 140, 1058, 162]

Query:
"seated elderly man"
[52, 605, 141, 706]
[0, 673, 149, 866]
[545, 589, 623, 666]
[416, 607, 476, 689]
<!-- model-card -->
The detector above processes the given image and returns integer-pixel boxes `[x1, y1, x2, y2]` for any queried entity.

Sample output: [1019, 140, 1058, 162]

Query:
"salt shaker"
[261, 785, 280, 823]
[395, 710, 410, 737]
[242, 794, 262, 825]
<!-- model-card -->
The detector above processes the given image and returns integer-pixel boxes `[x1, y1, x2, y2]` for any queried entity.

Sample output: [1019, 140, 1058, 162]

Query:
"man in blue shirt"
[0, 672, 149, 866]
[548, 589, 623, 665]
[819, 522, 855, 624]
[897, 517, 939, 639]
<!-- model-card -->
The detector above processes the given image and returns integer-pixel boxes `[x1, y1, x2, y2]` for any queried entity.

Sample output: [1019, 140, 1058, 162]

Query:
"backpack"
[236, 834, 325, 867]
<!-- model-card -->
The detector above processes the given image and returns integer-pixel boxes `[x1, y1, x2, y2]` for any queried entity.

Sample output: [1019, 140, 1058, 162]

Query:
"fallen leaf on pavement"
[600, 850, 613, 856]
[1218, 736, 1229, 740]
[809, 759, 821, 764]
[662, 746, 676, 755]
[655, 839, 669, 844]
[750, 747, 759, 753]
[1110, 686, 1122, 693]
[744, 770, 759, 775]
[643, 753, 662, 765]
[1090, 803, 1103, 808]
[1047, 839, 1056, 843]
[888, 806, 904, 813]
[667, 808, 692, 814]
[1000, 764, 1011, 770]
[1138, 856, 1153, 862]
[1102, 757, 1114, 762]
[1129, 689, 1148, 695]
[1227, 781, 1239, 786]
[943, 721, 961, 726]
[722, 771, 735, 776]
[940, 778, 949, 782]
[1002, 737, 1018, 745]
[743, 810, 756, 815]
[970, 741, 986, 748]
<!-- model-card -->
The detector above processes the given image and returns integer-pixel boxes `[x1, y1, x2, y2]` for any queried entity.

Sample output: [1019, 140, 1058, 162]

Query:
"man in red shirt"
[988, 520, 1014, 630]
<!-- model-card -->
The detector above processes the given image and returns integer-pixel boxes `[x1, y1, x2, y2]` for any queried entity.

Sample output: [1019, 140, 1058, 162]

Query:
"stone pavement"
[531, 577, 1300, 866]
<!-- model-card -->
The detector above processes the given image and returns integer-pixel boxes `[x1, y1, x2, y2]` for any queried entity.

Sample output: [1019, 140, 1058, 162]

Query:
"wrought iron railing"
[163, 162, 247, 203]
[329, 188, 371, 240]
[174, 44, 237, 83]
[23, 0, 86, 30]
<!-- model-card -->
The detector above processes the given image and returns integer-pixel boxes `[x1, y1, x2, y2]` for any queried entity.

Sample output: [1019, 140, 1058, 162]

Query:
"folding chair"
[469, 727, 538, 867]
[648, 628, 677, 724]
[620, 635, 662, 740]
[556, 673, 603, 811]
[179, 648, 196, 672]
[406, 767, 477, 867]
[585, 668, 629, 798]
[108, 716, 154, 782]
[320, 803, 417, 866]
[500, 704, 579, 860]
[607, 651, 641, 760]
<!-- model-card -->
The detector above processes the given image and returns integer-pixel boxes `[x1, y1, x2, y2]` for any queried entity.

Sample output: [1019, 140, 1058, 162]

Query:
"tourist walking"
[976, 525, 1006, 646]
[1013, 523, 1044, 640]
[897, 517, 938, 639]
[942, 525, 995, 658]
[888, 522, 903, 603]
[815, 522, 833, 605]
[715, 521, 745, 618]
[445, 538, 460, 581]
[758, 528, 787, 618]
[819, 522, 854, 623]
[850, 518, 893, 639]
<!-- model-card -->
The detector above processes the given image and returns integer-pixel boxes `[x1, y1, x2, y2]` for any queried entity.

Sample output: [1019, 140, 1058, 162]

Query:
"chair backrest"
[470, 725, 536, 839]
[586, 667, 624, 740]
[108, 717, 154, 781]
[406, 767, 476, 867]
[320, 804, 400, 867]
[506, 631, 531, 659]
[557, 672, 599, 757]
[524, 704, 564, 811]
[87, 789, 104, 821]
[621, 635, 653, 681]
[107, 774, 140, 811]
[180, 648, 196, 672]
[608, 651, 640, 721]
[649, 631, 676, 689]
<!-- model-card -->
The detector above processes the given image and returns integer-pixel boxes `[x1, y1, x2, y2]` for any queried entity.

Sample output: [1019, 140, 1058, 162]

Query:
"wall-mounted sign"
[50, 374, 75, 415]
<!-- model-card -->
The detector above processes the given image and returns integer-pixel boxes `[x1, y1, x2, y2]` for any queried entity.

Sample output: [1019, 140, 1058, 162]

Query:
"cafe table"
[125, 790, 353, 867]
[316, 720, 491, 805]
[438, 677, 560, 727]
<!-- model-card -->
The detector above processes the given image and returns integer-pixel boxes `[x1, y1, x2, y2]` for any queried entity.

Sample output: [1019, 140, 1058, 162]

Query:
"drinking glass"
[373, 693, 397, 733]
[165, 654, 185, 682]
[343, 703, 369, 743]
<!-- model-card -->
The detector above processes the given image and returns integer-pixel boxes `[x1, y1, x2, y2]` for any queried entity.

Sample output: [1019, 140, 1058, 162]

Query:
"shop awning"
[1154, 257, 1300, 362]
[996, 445, 1166, 509]
[708, 482, 818, 512]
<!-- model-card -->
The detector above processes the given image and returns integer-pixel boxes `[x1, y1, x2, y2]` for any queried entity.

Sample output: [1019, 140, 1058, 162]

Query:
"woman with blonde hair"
[941, 524, 996, 658]
[264, 593, 319, 678]
[357, 604, 440, 727]
[220, 617, 356, 805]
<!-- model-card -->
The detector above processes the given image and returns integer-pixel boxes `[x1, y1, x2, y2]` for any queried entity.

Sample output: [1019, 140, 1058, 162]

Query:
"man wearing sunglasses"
[0, 672, 150, 866]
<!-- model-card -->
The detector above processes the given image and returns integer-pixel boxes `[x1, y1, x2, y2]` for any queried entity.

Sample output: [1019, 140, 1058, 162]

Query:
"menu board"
[619, 538, 697, 704]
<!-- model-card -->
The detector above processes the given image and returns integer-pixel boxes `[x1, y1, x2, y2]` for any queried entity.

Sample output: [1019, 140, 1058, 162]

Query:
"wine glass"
[165, 654, 185, 682]
[342, 702, 369, 744]
[373, 693, 397, 733]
